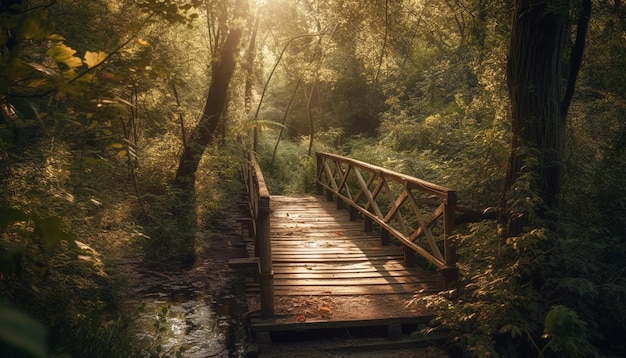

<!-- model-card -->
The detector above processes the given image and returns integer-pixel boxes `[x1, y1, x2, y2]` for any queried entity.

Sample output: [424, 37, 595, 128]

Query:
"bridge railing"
[243, 150, 274, 315]
[315, 152, 458, 288]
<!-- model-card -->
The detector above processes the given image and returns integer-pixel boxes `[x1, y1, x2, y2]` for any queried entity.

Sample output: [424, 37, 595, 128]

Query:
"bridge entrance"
[231, 152, 458, 346]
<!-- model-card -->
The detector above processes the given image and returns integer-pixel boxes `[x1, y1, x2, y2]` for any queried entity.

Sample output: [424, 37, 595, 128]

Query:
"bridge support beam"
[403, 245, 417, 267]
[380, 227, 390, 246]
[439, 267, 458, 290]
[442, 197, 458, 289]
[349, 206, 358, 221]
[364, 216, 373, 232]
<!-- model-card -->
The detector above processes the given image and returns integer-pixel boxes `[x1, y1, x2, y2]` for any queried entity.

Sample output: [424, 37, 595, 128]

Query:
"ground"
[258, 339, 449, 357]
[112, 225, 449, 357]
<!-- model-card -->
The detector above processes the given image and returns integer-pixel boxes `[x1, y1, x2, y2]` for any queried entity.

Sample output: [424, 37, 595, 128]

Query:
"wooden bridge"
[231, 151, 458, 344]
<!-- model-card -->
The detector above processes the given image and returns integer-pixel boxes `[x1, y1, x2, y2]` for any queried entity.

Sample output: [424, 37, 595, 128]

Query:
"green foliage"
[417, 188, 624, 357]
[0, 1, 624, 357]
[135, 0, 203, 26]
[0, 302, 47, 358]
[256, 129, 317, 194]
[0, 204, 75, 278]
[1, 0, 214, 355]
[0, 202, 144, 357]
[542, 305, 600, 358]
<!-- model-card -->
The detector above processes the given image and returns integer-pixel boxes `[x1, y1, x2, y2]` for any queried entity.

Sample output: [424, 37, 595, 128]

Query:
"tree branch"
[560, 0, 591, 119]
[374, 0, 389, 85]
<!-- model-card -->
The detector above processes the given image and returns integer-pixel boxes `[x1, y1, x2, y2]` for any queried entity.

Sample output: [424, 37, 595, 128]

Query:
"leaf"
[319, 306, 332, 314]
[543, 305, 591, 356]
[46, 43, 83, 70]
[135, 38, 149, 47]
[0, 302, 47, 358]
[499, 323, 522, 338]
[46, 34, 65, 42]
[34, 216, 69, 248]
[84, 51, 107, 69]
[558, 278, 598, 298]
[117, 149, 128, 159]
[87, 120, 99, 130]
[0, 206, 29, 228]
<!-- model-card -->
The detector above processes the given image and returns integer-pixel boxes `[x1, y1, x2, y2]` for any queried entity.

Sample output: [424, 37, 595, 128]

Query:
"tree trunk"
[174, 0, 248, 188]
[503, 0, 590, 235]
[244, 15, 259, 115]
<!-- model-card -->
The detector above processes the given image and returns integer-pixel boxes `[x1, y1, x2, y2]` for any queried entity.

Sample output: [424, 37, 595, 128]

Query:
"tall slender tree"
[504, 0, 591, 235]
[175, 0, 249, 189]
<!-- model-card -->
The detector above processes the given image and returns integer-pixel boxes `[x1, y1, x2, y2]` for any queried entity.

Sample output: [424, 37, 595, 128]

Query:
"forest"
[1, 0, 625, 357]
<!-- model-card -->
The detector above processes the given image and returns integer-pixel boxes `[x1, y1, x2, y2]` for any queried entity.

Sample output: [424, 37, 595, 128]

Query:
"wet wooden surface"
[244, 195, 440, 333]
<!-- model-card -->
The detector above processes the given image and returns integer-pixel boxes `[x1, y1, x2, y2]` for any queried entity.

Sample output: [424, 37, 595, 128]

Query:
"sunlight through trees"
[1, 0, 625, 356]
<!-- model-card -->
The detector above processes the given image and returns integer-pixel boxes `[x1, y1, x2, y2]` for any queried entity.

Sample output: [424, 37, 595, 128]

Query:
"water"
[127, 240, 248, 357]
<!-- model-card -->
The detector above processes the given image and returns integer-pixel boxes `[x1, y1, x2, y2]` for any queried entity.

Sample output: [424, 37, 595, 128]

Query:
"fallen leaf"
[296, 315, 306, 322]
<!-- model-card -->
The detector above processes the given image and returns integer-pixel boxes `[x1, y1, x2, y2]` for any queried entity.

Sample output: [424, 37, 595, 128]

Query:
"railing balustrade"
[243, 151, 273, 315]
[315, 152, 458, 288]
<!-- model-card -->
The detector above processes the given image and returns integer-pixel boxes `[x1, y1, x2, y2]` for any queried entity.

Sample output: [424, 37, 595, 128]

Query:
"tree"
[174, 0, 249, 188]
[504, 0, 591, 235]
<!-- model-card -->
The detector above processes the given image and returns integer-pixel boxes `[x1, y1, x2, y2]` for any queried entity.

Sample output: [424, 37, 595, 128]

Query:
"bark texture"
[504, 0, 590, 235]
[506, 0, 568, 210]
[174, 0, 248, 187]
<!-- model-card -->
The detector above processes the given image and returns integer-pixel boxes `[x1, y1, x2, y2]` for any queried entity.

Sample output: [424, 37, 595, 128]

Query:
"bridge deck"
[243, 195, 441, 337]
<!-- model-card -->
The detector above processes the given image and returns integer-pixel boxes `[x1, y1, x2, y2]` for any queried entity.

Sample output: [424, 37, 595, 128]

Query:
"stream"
[124, 233, 249, 358]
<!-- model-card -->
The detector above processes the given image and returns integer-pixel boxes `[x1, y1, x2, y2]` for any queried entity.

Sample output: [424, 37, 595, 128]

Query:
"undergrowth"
[258, 127, 626, 357]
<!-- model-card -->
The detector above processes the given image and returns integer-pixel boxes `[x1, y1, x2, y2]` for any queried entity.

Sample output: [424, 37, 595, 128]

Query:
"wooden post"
[349, 206, 358, 221]
[403, 245, 416, 267]
[250, 151, 274, 316]
[316, 154, 324, 195]
[251, 171, 261, 258]
[380, 227, 390, 246]
[364, 216, 373, 232]
[441, 191, 458, 289]
[257, 196, 274, 316]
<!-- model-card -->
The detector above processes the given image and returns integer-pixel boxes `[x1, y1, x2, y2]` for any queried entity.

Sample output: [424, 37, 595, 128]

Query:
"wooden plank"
[249, 315, 436, 333]
[273, 270, 421, 279]
[247, 284, 435, 295]
[270, 276, 434, 286]
[270, 248, 401, 255]
[271, 264, 419, 273]
[243, 194, 440, 330]
[271, 256, 402, 263]
[270, 237, 373, 241]
[270, 247, 402, 254]
[270, 266, 417, 274]
[270, 261, 414, 270]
